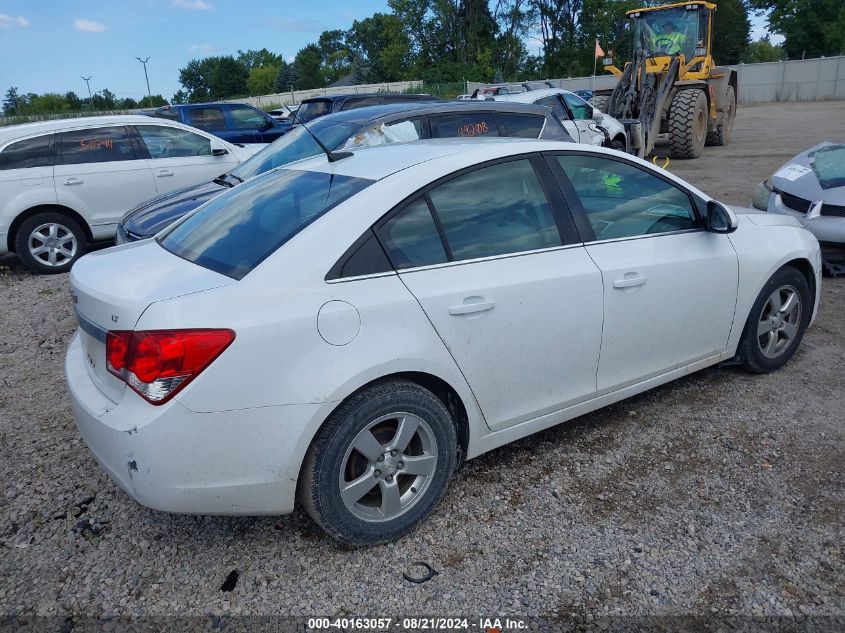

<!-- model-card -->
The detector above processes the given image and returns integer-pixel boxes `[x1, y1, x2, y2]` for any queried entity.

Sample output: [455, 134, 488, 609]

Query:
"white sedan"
[66, 139, 821, 545]
[496, 88, 628, 152]
[0, 115, 260, 273]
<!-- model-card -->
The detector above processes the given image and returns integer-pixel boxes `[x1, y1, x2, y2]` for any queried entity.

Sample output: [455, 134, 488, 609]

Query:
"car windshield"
[296, 100, 333, 123]
[158, 169, 373, 280]
[229, 121, 359, 182]
[810, 144, 845, 190]
[633, 6, 701, 60]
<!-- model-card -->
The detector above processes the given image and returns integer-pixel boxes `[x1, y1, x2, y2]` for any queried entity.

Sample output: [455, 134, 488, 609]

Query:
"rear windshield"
[158, 169, 373, 279]
[230, 120, 358, 181]
[297, 100, 333, 123]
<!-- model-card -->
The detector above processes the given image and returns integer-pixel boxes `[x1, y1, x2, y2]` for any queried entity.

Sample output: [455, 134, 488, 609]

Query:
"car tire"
[669, 89, 708, 159]
[14, 211, 88, 274]
[736, 266, 811, 374]
[612, 137, 626, 153]
[299, 380, 457, 546]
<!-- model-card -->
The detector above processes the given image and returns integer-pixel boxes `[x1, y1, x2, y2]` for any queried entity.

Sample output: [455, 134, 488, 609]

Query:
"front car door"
[227, 105, 283, 143]
[133, 124, 240, 194]
[561, 92, 604, 146]
[535, 94, 580, 142]
[376, 156, 604, 431]
[547, 151, 738, 393]
[54, 125, 157, 239]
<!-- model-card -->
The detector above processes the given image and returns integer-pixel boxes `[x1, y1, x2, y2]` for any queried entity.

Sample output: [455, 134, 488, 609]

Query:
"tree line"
[2, 87, 168, 117]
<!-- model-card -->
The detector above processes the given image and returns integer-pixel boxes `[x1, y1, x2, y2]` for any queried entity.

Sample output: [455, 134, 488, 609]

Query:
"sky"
[0, 0, 780, 102]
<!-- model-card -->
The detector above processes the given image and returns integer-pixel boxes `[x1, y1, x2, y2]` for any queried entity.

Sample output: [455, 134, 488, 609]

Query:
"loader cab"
[629, 2, 714, 70]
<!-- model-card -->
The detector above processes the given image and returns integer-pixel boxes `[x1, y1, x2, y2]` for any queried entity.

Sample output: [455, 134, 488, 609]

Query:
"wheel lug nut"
[397, 461, 404, 468]
[390, 449, 398, 456]
[374, 469, 381, 478]
[385, 475, 393, 482]
[377, 455, 384, 462]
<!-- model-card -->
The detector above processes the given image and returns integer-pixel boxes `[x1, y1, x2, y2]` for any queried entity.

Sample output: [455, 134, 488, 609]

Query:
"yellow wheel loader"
[593, 1, 738, 159]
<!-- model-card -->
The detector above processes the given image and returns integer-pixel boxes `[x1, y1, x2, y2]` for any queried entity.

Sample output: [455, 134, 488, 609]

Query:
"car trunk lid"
[69, 241, 235, 403]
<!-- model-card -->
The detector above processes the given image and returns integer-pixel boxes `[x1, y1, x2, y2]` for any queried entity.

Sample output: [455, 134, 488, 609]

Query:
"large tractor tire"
[706, 85, 736, 147]
[590, 95, 609, 114]
[668, 89, 708, 159]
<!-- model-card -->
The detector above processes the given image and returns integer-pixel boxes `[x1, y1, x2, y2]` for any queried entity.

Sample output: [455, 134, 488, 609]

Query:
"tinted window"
[152, 108, 181, 121]
[296, 100, 332, 123]
[556, 155, 697, 240]
[59, 127, 136, 165]
[428, 159, 561, 261]
[536, 95, 569, 121]
[562, 93, 591, 120]
[341, 97, 380, 110]
[230, 121, 359, 181]
[332, 232, 393, 279]
[159, 169, 373, 279]
[340, 118, 423, 150]
[0, 135, 53, 170]
[187, 107, 226, 131]
[497, 113, 545, 138]
[430, 113, 498, 138]
[379, 198, 447, 269]
[137, 125, 212, 158]
[229, 106, 270, 129]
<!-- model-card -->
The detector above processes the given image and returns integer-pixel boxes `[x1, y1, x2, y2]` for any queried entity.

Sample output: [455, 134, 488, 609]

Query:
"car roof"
[283, 138, 558, 181]
[307, 100, 560, 127]
[495, 88, 581, 104]
[0, 114, 190, 142]
[301, 93, 436, 103]
[158, 102, 256, 109]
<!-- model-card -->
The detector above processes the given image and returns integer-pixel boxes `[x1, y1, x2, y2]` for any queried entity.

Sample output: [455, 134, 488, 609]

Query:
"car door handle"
[156, 169, 174, 177]
[63, 177, 83, 186]
[449, 299, 495, 315]
[613, 274, 647, 289]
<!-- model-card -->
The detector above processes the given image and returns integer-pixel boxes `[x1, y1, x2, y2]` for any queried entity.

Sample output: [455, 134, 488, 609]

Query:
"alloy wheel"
[757, 284, 802, 359]
[28, 222, 78, 268]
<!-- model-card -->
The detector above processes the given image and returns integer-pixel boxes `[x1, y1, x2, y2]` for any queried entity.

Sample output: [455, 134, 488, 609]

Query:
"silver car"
[752, 142, 845, 275]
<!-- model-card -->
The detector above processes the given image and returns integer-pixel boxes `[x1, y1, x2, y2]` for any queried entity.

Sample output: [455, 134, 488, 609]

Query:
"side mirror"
[210, 139, 229, 156]
[706, 200, 738, 233]
[592, 107, 603, 121]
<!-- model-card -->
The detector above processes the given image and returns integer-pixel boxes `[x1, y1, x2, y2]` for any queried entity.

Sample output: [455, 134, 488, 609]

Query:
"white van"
[0, 115, 259, 273]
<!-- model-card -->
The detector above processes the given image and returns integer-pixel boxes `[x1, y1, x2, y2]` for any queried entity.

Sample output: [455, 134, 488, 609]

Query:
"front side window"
[187, 107, 226, 131]
[562, 93, 592, 120]
[229, 106, 270, 130]
[0, 134, 54, 170]
[59, 127, 136, 165]
[137, 125, 212, 158]
[428, 159, 561, 261]
[430, 113, 498, 139]
[379, 198, 448, 269]
[159, 169, 373, 279]
[497, 113, 545, 139]
[536, 95, 569, 121]
[229, 121, 359, 181]
[555, 154, 697, 240]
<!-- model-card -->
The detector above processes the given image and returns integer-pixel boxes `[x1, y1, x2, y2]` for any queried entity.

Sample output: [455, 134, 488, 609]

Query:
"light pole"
[81, 76, 94, 111]
[135, 57, 153, 107]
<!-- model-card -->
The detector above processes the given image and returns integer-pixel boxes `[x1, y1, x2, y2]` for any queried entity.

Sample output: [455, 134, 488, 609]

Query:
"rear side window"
[187, 107, 226, 131]
[340, 118, 423, 150]
[0, 134, 54, 170]
[379, 198, 448, 269]
[430, 113, 499, 139]
[159, 169, 373, 279]
[497, 114, 545, 139]
[341, 97, 380, 110]
[229, 106, 270, 129]
[428, 159, 561, 261]
[137, 125, 212, 158]
[59, 127, 136, 165]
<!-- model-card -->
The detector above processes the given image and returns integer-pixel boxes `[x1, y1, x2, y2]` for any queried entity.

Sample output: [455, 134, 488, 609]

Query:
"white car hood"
[730, 204, 802, 228]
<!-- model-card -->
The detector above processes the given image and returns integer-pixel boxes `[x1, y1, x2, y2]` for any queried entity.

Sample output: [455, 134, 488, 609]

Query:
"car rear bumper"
[65, 332, 322, 515]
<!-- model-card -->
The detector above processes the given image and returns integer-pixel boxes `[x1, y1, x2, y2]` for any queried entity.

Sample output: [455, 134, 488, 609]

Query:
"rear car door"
[536, 95, 580, 142]
[376, 156, 603, 431]
[54, 126, 157, 237]
[134, 124, 240, 194]
[226, 105, 283, 143]
[548, 152, 738, 392]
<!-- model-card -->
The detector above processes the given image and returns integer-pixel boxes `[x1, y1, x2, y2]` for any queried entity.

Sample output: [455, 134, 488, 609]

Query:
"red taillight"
[106, 329, 235, 405]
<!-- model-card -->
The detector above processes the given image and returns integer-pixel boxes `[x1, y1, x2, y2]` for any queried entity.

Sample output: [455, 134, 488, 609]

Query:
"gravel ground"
[1, 101, 844, 626]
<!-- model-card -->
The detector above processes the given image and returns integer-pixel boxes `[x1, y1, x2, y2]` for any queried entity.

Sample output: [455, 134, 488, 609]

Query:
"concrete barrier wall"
[468, 56, 845, 104]
[227, 80, 425, 108]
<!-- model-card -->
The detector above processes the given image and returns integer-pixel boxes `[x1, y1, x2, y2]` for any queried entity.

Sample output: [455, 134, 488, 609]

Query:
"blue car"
[147, 102, 291, 144]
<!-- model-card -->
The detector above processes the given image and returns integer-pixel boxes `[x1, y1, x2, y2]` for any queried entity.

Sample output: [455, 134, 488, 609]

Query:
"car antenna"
[292, 109, 352, 163]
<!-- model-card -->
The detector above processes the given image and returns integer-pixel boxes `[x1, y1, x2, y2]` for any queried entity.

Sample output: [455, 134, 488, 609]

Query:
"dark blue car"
[147, 102, 291, 144]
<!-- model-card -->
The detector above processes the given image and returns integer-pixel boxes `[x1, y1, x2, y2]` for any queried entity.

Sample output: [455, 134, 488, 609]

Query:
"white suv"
[495, 88, 628, 152]
[0, 115, 258, 273]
